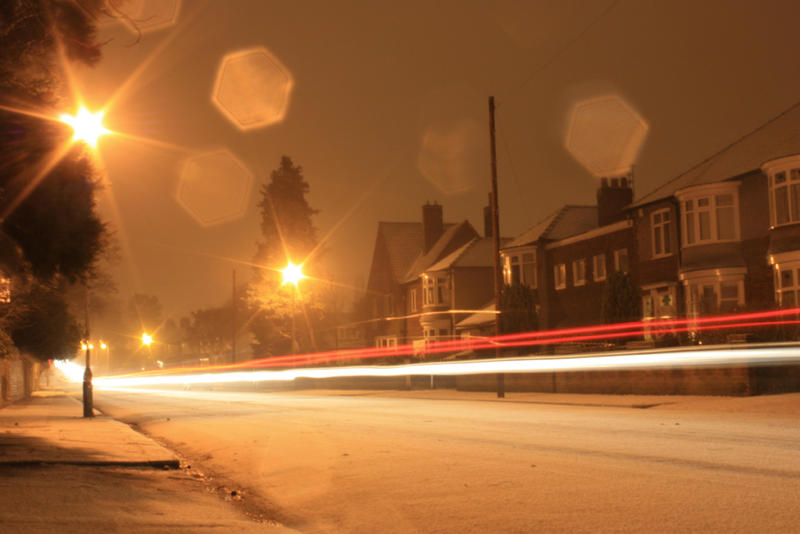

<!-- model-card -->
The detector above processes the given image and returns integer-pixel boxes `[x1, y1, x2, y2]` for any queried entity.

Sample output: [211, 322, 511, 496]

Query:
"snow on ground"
[94, 389, 800, 533]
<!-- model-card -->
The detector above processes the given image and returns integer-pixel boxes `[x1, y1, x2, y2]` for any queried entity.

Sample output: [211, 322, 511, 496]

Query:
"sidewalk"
[0, 390, 299, 534]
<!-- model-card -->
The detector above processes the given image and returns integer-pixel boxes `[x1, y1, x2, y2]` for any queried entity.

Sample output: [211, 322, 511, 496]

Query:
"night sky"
[72, 0, 800, 318]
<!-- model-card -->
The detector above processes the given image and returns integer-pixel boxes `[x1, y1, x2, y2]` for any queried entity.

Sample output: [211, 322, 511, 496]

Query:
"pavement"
[0, 389, 300, 534]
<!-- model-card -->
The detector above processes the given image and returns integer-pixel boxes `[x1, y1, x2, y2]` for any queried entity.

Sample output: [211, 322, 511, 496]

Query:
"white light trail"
[54, 360, 85, 383]
[92, 344, 800, 390]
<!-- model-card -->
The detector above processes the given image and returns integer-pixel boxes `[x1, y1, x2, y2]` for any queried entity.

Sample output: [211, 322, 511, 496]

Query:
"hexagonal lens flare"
[177, 149, 253, 227]
[212, 47, 294, 130]
[565, 94, 649, 177]
[116, 0, 182, 34]
[417, 118, 484, 195]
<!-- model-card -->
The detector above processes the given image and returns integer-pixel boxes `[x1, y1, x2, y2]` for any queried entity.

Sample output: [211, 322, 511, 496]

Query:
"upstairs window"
[554, 263, 566, 290]
[681, 191, 738, 245]
[422, 275, 448, 306]
[572, 258, 586, 287]
[502, 249, 536, 288]
[592, 254, 606, 282]
[410, 288, 417, 312]
[651, 208, 672, 257]
[614, 249, 628, 273]
[769, 169, 800, 227]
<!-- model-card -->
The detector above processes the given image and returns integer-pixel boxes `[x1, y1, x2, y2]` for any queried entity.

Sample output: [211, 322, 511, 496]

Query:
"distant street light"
[141, 333, 153, 346]
[59, 106, 110, 147]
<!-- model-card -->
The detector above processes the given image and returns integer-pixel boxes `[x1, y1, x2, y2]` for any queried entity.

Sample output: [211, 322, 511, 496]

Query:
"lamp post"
[281, 261, 305, 356]
[82, 287, 93, 418]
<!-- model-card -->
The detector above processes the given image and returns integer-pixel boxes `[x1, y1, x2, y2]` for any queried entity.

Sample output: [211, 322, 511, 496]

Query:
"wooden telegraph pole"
[232, 269, 237, 364]
[488, 96, 505, 398]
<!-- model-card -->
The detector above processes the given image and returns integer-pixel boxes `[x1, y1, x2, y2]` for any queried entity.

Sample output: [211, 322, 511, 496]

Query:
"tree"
[0, 1, 109, 363]
[0, 0, 108, 283]
[499, 284, 538, 334]
[10, 282, 82, 361]
[248, 156, 329, 356]
[601, 271, 641, 324]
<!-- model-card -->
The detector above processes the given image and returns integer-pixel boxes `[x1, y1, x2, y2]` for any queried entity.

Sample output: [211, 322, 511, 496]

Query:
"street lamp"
[141, 332, 153, 346]
[59, 106, 109, 147]
[281, 261, 305, 354]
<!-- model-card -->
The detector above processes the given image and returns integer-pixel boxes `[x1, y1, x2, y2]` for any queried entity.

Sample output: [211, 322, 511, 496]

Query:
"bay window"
[772, 254, 800, 308]
[680, 268, 746, 317]
[762, 155, 800, 227]
[678, 185, 739, 246]
[422, 274, 448, 306]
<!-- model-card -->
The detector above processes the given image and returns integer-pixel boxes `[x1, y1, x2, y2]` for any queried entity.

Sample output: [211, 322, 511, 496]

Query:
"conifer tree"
[248, 156, 329, 356]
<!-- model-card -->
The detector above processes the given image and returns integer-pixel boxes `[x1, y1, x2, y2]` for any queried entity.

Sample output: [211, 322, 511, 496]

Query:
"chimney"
[596, 174, 633, 226]
[422, 201, 444, 252]
[483, 193, 492, 238]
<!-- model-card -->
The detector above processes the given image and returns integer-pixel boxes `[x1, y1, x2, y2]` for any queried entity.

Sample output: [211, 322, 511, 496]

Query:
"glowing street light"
[141, 333, 153, 346]
[59, 106, 110, 147]
[281, 261, 305, 287]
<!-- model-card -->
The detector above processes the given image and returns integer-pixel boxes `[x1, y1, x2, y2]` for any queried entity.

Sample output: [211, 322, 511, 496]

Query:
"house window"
[592, 254, 606, 282]
[521, 253, 536, 288]
[554, 263, 566, 290]
[572, 259, 586, 287]
[410, 289, 417, 312]
[422, 274, 447, 306]
[682, 269, 745, 317]
[502, 249, 536, 288]
[681, 191, 739, 245]
[614, 249, 628, 273]
[768, 169, 800, 226]
[775, 266, 800, 308]
[376, 335, 398, 349]
[651, 208, 672, 257]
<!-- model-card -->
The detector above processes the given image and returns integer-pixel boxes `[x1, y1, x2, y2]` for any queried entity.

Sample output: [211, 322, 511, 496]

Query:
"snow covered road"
[94, 389, 800, 534]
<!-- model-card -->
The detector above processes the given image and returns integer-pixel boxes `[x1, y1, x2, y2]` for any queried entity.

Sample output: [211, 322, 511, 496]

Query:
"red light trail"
[88, 307, 800, 387]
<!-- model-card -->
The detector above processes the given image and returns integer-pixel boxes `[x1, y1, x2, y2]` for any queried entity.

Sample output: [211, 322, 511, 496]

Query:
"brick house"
[362, 202, 478, 349]
[500, 177, 636, 329]
[418, 235, 509, 345]
[627, 105, 800, 326]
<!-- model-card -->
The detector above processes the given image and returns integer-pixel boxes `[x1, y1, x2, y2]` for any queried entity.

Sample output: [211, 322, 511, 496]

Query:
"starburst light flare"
[281, 261, 305, 287]
[59, 106, 110, 147]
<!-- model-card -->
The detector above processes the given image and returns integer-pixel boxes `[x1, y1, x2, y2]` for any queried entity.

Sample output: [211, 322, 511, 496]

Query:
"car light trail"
[88, 343, 800, 389]
[52, 306, 800, 390]
[103, 306, 800, 381]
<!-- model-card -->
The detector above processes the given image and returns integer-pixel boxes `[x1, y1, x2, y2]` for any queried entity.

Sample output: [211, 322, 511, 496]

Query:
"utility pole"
[232, 269, 237, 364]
[488, 96, 505, 399]
[82, 285, 93, 417]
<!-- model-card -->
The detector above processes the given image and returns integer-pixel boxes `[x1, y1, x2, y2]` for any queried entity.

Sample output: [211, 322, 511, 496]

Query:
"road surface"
[94, 388, 800, 534]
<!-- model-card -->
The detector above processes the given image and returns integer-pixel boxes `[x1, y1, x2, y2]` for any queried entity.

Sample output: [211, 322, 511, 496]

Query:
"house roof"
[425, 236, 511, 273]
[632, 101, 800, 207]
[503, 205, 598, 249]
[402, 220, 475, 282]
[455, 302, 496, 329]
[375, 222, 426, 283]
